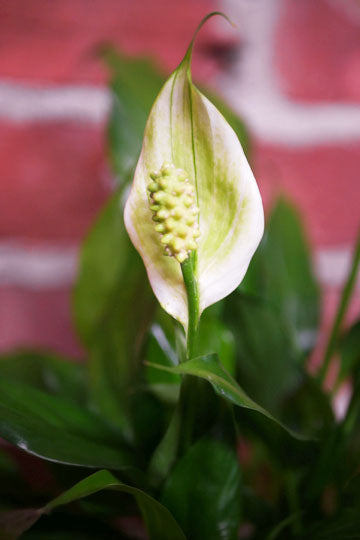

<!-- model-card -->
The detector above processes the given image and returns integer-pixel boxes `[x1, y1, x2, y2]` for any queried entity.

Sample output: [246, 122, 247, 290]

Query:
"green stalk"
[181, 252, 200, 360]
[285, 472, 303, 536]
[176, 252, 200, 455]
[318, 229, 360, 386]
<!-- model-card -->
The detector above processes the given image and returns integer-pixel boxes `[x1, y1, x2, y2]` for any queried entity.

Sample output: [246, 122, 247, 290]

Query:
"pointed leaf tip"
[124, 14, 264, 328]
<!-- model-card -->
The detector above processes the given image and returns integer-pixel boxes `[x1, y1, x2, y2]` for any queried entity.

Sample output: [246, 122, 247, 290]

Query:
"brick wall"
[0, 0, 219, 357]
[0, 0, 359, 362]
[220, 0, 360, 369]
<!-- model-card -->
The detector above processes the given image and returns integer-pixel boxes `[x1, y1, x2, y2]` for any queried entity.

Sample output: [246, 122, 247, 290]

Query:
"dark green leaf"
[195, 312, 236, 376]
[241, 198, 320, 357]
[144, 308, 184, 407]
[73, 188, 154, 435]
[338, 320, 360, 386]
[101, 48, 164, 182]
[145, 319, 181, 388]
[0, 378, 136, 471]
[162, 438, 241, 540]
[129, 388, 169, 461]
[0, 350, 87, 405]
[305, 475, 360, 539]
[306, 509, 360, 540]
[148, 377, 221, 489]
[225, 293, 301, 413]
[147, 354, 306, 439]
[318, 229, 360, 385]
[231, 375, 330, 472]
[0, 470, 186, 540]
[265, 512, 303, 540]
[281, 374, 334, 436]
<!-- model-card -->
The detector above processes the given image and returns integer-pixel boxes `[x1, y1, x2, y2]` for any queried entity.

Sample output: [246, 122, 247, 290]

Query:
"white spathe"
[124, 24, 264, 331]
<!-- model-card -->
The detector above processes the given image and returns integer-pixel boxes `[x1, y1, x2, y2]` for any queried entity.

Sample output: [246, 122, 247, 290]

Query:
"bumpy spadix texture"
[124, 15, 264, 330]
[148, 162, 200, 263]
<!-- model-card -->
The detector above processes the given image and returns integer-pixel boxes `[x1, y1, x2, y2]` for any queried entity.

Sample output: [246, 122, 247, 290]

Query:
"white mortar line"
[0, 243, 357, 291]
[218, 0, 360, 145]
[315, 248, 360, 289]
[0, 3, 359, 145]
[0, 244, 78, 288]
[0, 82, 110, 123]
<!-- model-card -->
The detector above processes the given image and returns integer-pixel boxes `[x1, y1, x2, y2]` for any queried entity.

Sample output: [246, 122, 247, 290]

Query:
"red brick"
[0, 121, 110, 241]
[0, 286, 83, 358]
[0, 0, 221, 84]
[274, 0, 360, 102]
[254, 140, 360, 247]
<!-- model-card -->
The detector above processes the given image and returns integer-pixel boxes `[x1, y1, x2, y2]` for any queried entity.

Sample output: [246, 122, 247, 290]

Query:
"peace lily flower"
[124, 13, 264, 337]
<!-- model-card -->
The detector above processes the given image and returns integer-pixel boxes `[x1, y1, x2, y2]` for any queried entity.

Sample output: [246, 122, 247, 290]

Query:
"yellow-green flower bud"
[148, 162, 200, 263]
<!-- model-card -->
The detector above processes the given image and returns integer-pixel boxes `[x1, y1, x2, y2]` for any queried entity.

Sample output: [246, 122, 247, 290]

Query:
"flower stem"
[318, 228, 360, 386]
[181, 252, 200, 359]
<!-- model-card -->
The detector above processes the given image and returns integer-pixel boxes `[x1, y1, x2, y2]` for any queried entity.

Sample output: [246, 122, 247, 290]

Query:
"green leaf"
[241, 198, 320, 356]
[124, 12, 264, 329]
[0, 378, 136, 471]
[305, 474, 360, 539]
[281, 374, 334, 436]
[148, 376, 222, 489]
[318, 229, 360, 384]
[0, 470, 185, 540]
[102, 48, 165, 183]
[147, 353, 306, 439]
[129, 388, 169, 461]
[0, 446, 29, 508]
[224, 292, 301, 413]
[337, 319, 360, 387]
[195, 312, 236, 375]
[73, 188, 155, 434]
[145, 319, 181, 388]
[162, 438, 241, 540]
[0, 350, 87, 405]
[306, 509, 360, 539]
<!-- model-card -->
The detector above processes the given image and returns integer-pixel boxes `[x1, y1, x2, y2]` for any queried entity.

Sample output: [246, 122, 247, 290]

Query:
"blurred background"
[0, 0, 359, 367]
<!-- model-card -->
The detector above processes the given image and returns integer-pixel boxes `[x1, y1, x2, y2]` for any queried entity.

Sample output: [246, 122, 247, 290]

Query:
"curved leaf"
[0, 350, 87, 405]
[0, 470, 185, 540]
[147, 353, 307, 440]
[73, 188, 155, 435]
[241, 198, 320, 356]
[224, 293, 300, 413]
[162, 438, 241, 540]
[0, 378, 136, 471]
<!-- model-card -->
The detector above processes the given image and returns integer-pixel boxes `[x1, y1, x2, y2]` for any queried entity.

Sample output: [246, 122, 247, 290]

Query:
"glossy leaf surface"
[162, 438, 241, 540]
[0, 378, 135, 471]
[73, 188, 154, 434]
[241, 198, 320, 355]
[224, 292, 300, 413]
[0, 470, 185, 540]
[147, 353, 305, 439]
[0, 350, 86, 405]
